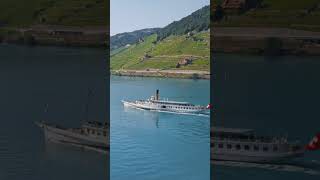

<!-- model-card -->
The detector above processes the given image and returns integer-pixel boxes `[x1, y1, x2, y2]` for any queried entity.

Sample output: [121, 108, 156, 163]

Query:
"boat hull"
[211, 151, 304, 163]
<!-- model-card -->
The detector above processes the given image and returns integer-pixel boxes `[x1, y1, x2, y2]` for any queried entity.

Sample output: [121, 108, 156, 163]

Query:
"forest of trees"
[110, 28, 160, 50]
[157, 5, 210, 41]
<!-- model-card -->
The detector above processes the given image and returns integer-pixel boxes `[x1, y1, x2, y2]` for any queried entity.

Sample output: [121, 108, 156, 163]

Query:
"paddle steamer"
[122, 90, 210, 113]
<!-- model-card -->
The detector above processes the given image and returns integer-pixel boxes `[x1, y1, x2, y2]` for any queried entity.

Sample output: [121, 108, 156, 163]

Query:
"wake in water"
[211, 160, 320, 175]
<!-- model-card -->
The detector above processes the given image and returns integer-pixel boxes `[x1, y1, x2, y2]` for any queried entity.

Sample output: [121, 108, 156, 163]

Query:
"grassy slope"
[214, 0, 320, 31]
[0, 0, 108, 27]
[110, 32, 210, 71]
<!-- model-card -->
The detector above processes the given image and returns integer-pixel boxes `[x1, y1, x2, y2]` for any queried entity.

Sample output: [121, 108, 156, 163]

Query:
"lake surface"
[110, 76, 210, 180]
[0, 45, 108, 180]
[212, 53, 320, 180]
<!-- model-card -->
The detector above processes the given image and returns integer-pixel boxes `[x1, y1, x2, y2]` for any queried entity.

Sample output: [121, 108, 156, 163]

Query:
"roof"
[211, 127, 254, 134]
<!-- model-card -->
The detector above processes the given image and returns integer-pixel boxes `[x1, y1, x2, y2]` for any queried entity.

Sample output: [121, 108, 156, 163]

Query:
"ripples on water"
[111, 76, 210, 180]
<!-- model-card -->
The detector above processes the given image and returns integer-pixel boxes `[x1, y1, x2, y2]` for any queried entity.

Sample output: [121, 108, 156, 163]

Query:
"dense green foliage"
[157, 5, 210, 40]
[110, 28, 160, 51]
[0, 0, 108, 27]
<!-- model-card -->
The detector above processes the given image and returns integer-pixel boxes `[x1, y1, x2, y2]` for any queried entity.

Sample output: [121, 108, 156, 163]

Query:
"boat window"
[91, 130, 95, 134]
[227, 144, 232, 149]
[254, 145, 259, 151]
[263, 146, 268, 151]
[236, 144, 241, 150]
[211, 143, 214, 148]
[244, 145, 250, 150]
[218, 144, 223, 148]
[97, 132, 101, 136]
[103, 131, 107, 136]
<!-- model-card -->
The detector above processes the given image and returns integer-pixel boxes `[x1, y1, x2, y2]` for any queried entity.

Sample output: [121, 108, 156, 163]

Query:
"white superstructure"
[211, 127, 305, 163]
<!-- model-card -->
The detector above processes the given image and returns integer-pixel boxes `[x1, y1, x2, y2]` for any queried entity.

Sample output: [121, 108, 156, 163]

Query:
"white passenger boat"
[211, 127, 320, 163]
[36, 121, 109, 153]
[122, 90, 210, 113]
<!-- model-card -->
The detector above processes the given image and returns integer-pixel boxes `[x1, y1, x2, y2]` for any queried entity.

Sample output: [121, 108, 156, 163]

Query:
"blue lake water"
[110, 76, 210, 180]
[0, 45, 108, 180]
[212, 54, 320, 180]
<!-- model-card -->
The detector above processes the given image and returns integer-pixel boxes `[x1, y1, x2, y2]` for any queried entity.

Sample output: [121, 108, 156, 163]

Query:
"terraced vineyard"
[110, 32, 210, 71]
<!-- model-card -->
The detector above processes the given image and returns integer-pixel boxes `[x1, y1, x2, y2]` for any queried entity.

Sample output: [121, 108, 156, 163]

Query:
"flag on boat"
[306, 133, 320, 151]
[206, 104, 212, 109]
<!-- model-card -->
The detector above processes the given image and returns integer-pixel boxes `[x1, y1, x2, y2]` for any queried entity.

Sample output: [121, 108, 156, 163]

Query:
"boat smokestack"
[156, 89, 159, 100]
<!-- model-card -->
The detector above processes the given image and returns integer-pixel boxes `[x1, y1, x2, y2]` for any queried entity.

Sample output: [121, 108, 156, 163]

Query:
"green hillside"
[111, 28, 160, 51]
[0, 0, 108, 27]
[110, 32, 210, 71]
[110, 5, 210, 73]
[158, 5, 210, 40]
[213, 0, 320, 31]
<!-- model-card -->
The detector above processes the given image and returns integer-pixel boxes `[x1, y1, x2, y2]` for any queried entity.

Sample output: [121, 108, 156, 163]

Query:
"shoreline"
[111, 69, 210, 79]
[0, 25, 108, 48]
[213, 27, 320, 56]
